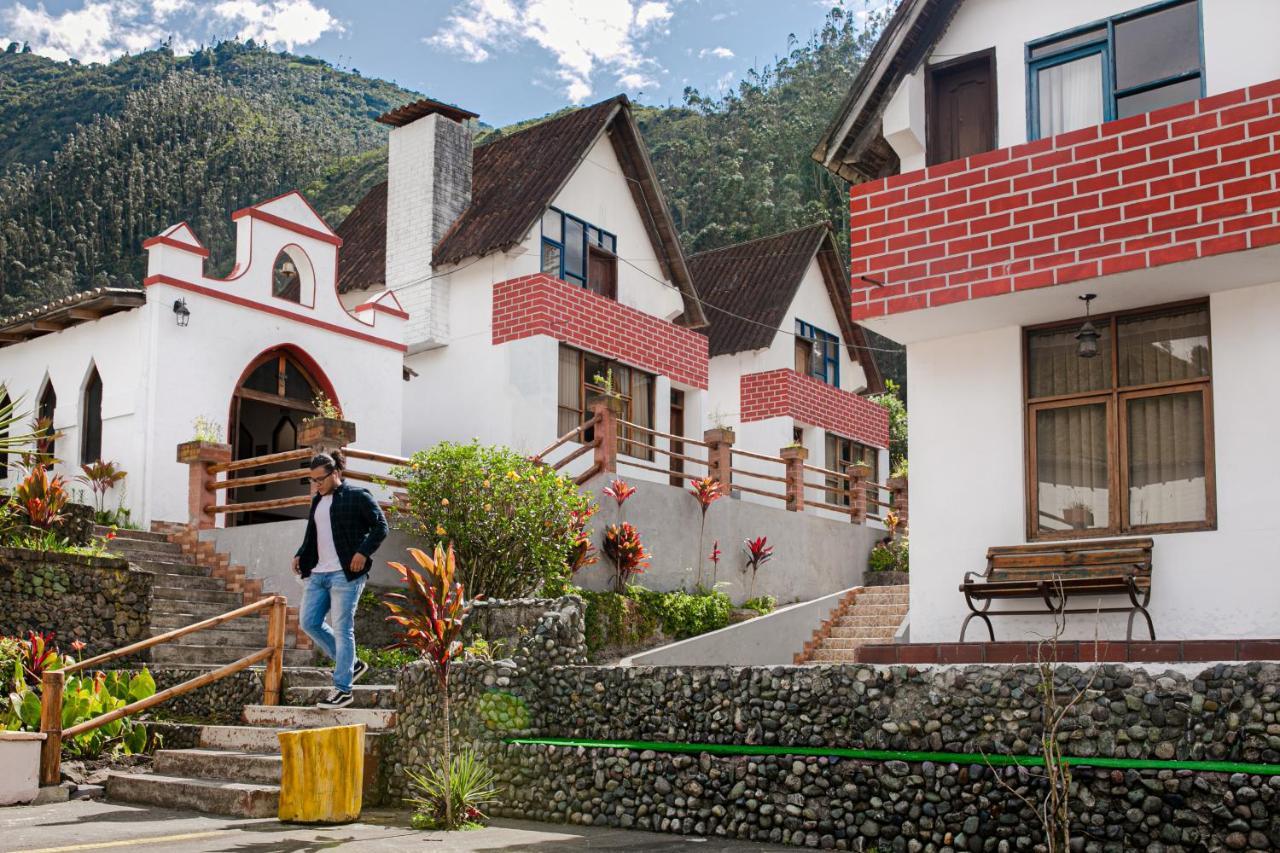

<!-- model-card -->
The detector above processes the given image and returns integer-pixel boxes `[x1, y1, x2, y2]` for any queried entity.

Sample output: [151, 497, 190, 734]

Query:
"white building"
[816, 0, 1280, 644]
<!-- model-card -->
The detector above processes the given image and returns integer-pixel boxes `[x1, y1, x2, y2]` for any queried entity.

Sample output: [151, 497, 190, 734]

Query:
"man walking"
[293, 450, 388, 709]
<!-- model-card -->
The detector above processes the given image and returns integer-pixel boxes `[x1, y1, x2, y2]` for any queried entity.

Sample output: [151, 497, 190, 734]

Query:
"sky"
[0, 0, 880, 126]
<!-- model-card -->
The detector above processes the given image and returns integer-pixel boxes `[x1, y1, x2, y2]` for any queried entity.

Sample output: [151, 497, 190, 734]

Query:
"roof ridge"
[688, 221, 830, 259]
[475, 94, 627, 150]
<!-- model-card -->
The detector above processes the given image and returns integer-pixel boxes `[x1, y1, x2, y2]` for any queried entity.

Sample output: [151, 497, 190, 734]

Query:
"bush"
[644, 588, 732, 639]
[578, 586, 733, 652]
[391, 442, 592, 598]
[868, 538, 909, 573]
[742, 595, 776, 615]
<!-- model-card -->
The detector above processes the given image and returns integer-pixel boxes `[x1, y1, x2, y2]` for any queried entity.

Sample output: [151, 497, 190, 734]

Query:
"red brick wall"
[740, 369, 890, 449]
[849, 79, 1280, 320]
[492, 273, 709, 389]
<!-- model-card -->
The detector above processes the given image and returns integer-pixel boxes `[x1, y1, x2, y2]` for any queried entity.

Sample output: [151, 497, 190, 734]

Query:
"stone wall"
[0, 548, 152, 656]
[391, 598, 1280, 849]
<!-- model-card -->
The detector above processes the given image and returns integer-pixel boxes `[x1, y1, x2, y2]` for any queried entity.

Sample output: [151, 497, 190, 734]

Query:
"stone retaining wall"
[390, 598, 1280, 849]
[0, 548, 153, 656]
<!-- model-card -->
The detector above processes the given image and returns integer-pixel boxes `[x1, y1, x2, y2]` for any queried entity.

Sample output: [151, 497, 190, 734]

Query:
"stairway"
[794, 584, 909, 663]
[106, 671, 398, 816]
[99, 526, 313, 666]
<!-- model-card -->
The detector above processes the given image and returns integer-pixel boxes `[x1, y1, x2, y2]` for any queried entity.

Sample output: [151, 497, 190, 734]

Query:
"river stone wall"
[0, 548, 153, 656]
[391, 599, 1280, 849]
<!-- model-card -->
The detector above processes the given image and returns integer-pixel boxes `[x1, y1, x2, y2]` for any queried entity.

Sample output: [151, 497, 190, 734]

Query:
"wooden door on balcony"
[927, 49, 996, 166]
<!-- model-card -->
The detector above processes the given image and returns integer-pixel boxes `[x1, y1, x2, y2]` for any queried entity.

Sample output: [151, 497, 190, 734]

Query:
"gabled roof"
[0, 287, 146, 349]
[812, 0, 963, 183]
[687, 224, 883, 393]
[337, 95, 706, 328]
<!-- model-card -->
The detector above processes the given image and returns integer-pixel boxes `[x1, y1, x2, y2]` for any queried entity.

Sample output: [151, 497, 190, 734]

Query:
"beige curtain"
[1127, 391, 1206, 525]
[1117, 306, 1210, 386]
[557, 346, 580, 436]
[1027, 326, 1112, 398]
[1035, 403, 1109, 531]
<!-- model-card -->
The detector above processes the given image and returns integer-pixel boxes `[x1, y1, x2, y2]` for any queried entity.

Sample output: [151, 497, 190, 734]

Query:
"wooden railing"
[530, 411, 605, 485]
[39, 595, 287, 786]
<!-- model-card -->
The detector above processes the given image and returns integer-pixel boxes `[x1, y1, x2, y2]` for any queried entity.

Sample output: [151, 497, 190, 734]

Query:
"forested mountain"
[0, 7, 903, 384]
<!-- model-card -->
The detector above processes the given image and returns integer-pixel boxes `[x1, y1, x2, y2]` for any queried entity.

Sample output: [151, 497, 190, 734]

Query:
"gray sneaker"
[316, 689, 353, 710]
[352, 659, 370, 684]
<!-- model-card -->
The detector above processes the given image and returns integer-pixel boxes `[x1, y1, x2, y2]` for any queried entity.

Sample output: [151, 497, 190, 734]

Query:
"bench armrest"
[961, 570, 985, 586]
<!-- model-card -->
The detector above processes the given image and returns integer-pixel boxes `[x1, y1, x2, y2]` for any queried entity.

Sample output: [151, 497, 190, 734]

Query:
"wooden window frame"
[825, 432, 879, 507]
[541, 207, 618, 294]
[558, 345, 654, 461]
[80, 367, 103, 465]
[925, 47, 998, 167]
[1023, 298, 1215, 540]
[796, 320, 840, 387]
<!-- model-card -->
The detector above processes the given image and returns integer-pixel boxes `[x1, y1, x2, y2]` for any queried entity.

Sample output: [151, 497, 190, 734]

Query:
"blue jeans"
[301, 571, 367, 693]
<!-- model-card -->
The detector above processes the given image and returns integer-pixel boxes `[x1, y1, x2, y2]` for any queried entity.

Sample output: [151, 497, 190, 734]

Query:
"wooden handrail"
[207, 468, 306, 491]
[616, 419, 711, 449]
[548, 440, 595, 471]
[613, 435, 708, 468]
[41, 595, 287, 786]
[802, 462, 848, 480]
[573, 462, 602, 485]
[344, 470, 409, 489]
[532, 416, 599, 462]
[343, 447, 411, 466]
[206, 495, 313, 516]
[208, 447, 311, 474]
[730, 447, 788, 465]
[729, 467, 788, 485]
[732, 483, 789, 502]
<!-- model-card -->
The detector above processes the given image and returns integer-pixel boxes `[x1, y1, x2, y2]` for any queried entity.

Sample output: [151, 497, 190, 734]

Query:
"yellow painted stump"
[277, 723, 366, 823]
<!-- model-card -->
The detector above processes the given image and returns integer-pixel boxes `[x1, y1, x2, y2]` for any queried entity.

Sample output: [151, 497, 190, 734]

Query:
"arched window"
[272, 253, 302, 303]
[81, 367, 103, 464]
[0, 390, 10, 479]
[37, 382, 56, 459]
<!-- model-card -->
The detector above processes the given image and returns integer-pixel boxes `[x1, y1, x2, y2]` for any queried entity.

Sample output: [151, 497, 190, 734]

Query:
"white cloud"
[2, 1, 167, 62]
[697, 46, 732, 59]
[428, 0, 671, 102]
[212, 0, 341, 51]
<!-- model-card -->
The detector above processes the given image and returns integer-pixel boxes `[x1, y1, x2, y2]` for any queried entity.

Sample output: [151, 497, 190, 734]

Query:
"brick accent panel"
[849, 79, 1280, 320]
[492, 273, 709, 389]
[855, 639, 1280, 665]
[740, 369, 890, 448]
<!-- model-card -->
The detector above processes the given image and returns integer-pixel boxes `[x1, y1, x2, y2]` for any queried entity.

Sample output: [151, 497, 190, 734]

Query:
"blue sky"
[0, 0, 880, 126]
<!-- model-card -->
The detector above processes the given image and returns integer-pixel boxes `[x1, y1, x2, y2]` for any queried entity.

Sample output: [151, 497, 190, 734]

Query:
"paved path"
[1, 799, 790, 852]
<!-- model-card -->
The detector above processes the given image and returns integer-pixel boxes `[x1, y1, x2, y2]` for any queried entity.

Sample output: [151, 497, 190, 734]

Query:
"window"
[825, 433, 879, 507]
[37, 382, 56, 458]
[81, 367, 102, 464]
[796, 321, 840, 386]
[1027, 0, 1203, 140]
[557, 345, 653, 460]
[1025, 301, 1214, 538]
[272, 252, 302, 303]
[541, 208, 618, 294]
[0, 391, 9, 479]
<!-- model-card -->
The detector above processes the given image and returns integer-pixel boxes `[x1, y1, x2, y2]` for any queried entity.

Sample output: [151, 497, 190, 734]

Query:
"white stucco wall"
[885, 0, 1280, 166]
[907, 279, 1280, 642]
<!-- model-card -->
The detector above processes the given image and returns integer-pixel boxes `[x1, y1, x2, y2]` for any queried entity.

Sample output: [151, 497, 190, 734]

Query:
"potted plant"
[0, 731, 45, 805]
[1063, 500, 1094, 530]
[298, 393, 356, 449]
[176, 416, 231, 465]
[589, 370, 626, 417]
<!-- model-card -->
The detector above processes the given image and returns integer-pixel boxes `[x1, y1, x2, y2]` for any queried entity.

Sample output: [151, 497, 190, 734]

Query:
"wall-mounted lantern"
[1075, 293, 1099, 359]
[173, 298, 191, 327]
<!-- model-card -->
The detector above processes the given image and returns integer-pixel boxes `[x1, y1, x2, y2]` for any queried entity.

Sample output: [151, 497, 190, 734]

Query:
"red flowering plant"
[742, 536, 774, 600]
[13, 464, 69, 530]
[689, 477, 724, 588]
[566, 503, 599, 575]
[603, 522, 649, 593]
[602, 478, 636, 509]
[78, 460, 127, 521]
[17, 630, 63, 688]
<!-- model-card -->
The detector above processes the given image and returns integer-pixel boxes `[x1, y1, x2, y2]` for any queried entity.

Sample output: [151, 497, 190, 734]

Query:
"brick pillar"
[299, 417, 356, 459]
[589, 400, 619, 475]
[888, 475, 908, 531]
[177, 441, 232, 529]
[780, 445, 808, 512]
[846, 462, 871, 525]
[703, 427, 735, 488]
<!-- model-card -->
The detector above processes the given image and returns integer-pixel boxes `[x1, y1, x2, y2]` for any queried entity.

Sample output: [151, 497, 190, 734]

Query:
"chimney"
[379, 98, 478, 349]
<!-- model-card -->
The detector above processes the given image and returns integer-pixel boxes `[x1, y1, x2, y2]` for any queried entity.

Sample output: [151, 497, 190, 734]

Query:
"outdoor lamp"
[1075, 293, 1099, 359]
[173, 298, 191, 327]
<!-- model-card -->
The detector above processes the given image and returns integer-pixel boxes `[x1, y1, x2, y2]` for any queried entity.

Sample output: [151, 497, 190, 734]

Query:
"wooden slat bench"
[958, 538, 1155, 642]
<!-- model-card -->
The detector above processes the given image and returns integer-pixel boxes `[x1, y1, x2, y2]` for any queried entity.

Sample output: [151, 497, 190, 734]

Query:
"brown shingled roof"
[688, 224, 883, 393]
[336, 95, 706, 327]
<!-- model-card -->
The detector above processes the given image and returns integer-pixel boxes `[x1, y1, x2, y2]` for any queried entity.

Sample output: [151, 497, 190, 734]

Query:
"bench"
[958, 538, 1155, 642]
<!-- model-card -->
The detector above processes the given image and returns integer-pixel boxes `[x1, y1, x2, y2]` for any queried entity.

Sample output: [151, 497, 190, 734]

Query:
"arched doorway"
[227, 347, 338, 525]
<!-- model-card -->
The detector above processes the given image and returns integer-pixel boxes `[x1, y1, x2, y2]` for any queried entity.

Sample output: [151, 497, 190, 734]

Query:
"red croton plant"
[602, 522, 649, 594]
[689, 477, 724, 588]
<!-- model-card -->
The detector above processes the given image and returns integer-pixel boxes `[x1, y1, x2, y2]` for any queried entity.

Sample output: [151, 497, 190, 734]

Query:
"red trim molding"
[231, 208, 343, 247]
[354, 301, 410, 321]
[142, 235, 211, 258]
[492, 273, 709, 389]
[849, 79, 1280, 320]
[144, 274, 405, 352]
[741, 369, 889, 448]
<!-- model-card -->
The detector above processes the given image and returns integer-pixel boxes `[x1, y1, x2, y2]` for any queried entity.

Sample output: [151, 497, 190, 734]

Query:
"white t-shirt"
[312, 494, 342, 573]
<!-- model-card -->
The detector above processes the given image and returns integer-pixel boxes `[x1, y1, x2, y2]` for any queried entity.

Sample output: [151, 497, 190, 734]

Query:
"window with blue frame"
[1027, 0, 1203, 141]
[795, 320, 840, 387]
[541, 207, 618, 296]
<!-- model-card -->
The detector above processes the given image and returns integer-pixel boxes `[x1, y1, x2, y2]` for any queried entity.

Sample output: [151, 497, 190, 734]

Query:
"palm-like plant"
[13, 465, 69, 529]
[383, 543, 479, 830]
[0, 390, 45, 461]
[79, 460, 127, 515]
[689, 477, 724, 588]
[742, 536, 774, 600]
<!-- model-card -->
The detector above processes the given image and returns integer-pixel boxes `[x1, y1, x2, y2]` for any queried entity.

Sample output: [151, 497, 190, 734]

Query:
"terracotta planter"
[0, 731, 44, 805]
[704, 427, 736, 445]
[299, 417, 357, 450]
[779, 445, 809, 462]
[846, 463, 873, 479]
[176, 440, 232, 466]
[1064, 506, 1094, 530]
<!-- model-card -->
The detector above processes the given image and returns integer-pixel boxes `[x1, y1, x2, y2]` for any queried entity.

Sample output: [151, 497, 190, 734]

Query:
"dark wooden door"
[669, 389, 685, 487]
[927, 50, 996, 166]
[587, 246, 618, 299]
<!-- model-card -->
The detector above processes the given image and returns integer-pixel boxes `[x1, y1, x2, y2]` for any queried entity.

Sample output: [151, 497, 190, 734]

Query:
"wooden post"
[780, 445, 808, 512]
[589, 400, 619, 475]
[39, 670, 64, 787]
[888, 476, 909, 530]
[177, 441, 232, 529]
[846, 463, 871, 525]
[703, 427, 735, 488]
[263, 595, 286, 706]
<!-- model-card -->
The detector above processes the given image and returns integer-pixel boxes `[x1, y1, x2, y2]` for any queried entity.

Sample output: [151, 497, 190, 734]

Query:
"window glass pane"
[564, 217, 585, 280]
[1038, 52, 1104, 138]
[245, 360, 278, 394]
[1029, 27, 1105, 59]
[1027, 325, 1113, 398]
[541, 241, 561, 277]
[272, 253, 301, 303]
[1127, 391, 1206, 526]
[542, 208, 561, 240]
[1117, 77, 1201, 118]
[795, 337, 814, 375]
[589, 227, 602, 247]
[283, 360, 313, 402]
[608, 235, 617, 253]
[1114, 1, 1200, 90]
[1035, 403, 1110, 534]
[1117, 305, 1210, 387]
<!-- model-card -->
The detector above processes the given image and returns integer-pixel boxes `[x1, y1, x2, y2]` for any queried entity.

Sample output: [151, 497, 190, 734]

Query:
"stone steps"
[150, 643, 314, 667]
[147, 573, 227, 591]
[154, 748, 282, 784]
[285, 685, 398, 709]
[827, 625, 897, 641]
[795, 583, 909, 664]
[152, 586, 245, 605]
[150, 601, 265, 623]
[149, 625, 299, 650]
[105, 772, 280, 818]
[94, 526, 169, 542]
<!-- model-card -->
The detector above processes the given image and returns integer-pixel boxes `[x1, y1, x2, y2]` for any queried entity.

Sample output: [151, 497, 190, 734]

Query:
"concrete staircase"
[105, 671, 398, 817]
[795, 584, 909, 663]
[99, 526, 313, 666]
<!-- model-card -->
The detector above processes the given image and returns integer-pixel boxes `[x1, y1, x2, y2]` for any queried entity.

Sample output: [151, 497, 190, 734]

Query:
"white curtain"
[1039, 54, 1104, 138]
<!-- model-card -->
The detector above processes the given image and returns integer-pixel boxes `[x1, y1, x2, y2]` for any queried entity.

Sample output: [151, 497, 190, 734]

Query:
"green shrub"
[355, 645, 419, 671]
[868, 538, 909, 573]
[391, 442, 592, 598]
[406, 748, 501, 830]
[577, 586, 733, 652]
[742, 595, 776, 615]
[647, 588, 732, 639]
